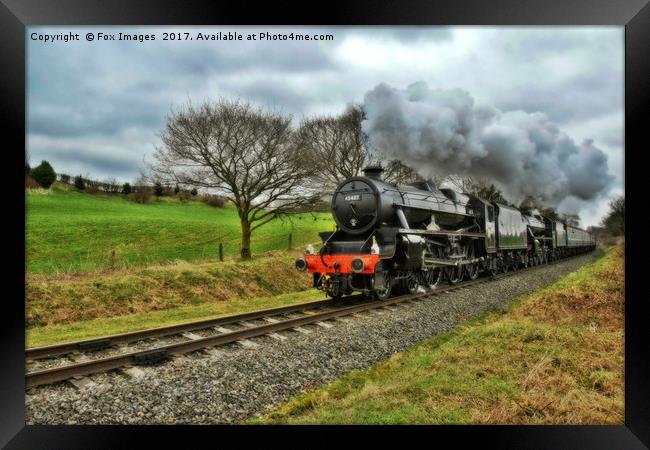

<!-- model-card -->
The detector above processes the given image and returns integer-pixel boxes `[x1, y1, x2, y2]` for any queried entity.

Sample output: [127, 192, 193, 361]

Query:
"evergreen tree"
[30, 160, 56, 188]
[153, 182, 164, 197]
[74, 175, 86, 190]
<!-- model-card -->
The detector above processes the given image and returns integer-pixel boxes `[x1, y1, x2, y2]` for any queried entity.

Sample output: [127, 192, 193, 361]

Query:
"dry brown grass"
[512, 246, 624, 331]
[480, 245, 625, 424]
[26, 250, 312, 328]
[259, 245, 624, 425]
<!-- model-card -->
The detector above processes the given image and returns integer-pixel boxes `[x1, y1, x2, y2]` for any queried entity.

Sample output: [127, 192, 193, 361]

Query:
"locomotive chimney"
[363, 165, 384, 181]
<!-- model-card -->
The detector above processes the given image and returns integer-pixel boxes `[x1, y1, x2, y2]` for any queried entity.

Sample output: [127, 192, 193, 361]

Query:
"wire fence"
[28, 230, 330, 276]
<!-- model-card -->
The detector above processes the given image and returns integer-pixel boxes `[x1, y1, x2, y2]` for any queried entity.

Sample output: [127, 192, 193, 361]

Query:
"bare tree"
[298, 104, 368, 189]
[442, 174, 475, 192]
[560, 213, 581, 227]
[464, 177, 512, 205]
[382, 159, 422, 184]
[103, 177, 120, 194]
[299, 104, 428, 191]
[601, 196, 624, 236]
[152, 99, 318, 259]
[519, 195, 544, 215]
[540, 206, 560, 221]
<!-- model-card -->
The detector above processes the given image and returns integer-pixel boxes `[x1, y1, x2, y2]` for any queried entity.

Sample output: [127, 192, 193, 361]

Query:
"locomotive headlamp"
[370, 236, 380, 255]
[351, 258, 364, 273]
[295, 257, 307, 272]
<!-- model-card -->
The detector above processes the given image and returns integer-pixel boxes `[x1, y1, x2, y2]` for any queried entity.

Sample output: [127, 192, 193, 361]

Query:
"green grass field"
[258, 245, 624, 424]
[26, 184, 334, 274]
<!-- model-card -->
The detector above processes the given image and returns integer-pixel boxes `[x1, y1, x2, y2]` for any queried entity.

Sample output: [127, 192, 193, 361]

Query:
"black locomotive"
[296, 165, 596, 299]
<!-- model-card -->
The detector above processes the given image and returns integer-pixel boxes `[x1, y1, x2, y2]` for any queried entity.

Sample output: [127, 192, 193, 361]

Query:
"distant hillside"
[26, 184, 334, 274]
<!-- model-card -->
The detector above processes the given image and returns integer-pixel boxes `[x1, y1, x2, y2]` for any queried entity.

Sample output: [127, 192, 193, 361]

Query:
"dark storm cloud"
[29, 139, 142, 178]
[29, 103, 164, 138]
[336, 26, 452, 43]
[496, 71, 623, 123]
[160, 40, 339, 76]
[233, 81, 315, 112]
[493, 29, 622, 124]
[27, 26, 342, 139]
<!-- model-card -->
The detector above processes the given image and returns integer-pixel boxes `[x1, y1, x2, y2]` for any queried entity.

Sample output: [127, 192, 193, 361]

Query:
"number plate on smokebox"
[344, 194, 361, 201]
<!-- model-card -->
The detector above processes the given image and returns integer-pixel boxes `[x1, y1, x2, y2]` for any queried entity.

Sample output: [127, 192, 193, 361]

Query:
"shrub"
[103, 178, 121, 194]
[178, 191, 192, 202]
[25, 174, 41, 189]
[122, 183, 132, 195]
[73, 175, 86, 190]
[191, 188, 198, 196]
[59, 174, 71, 184]
[153, 182, 164, 197]
[200, 194, 226, 208]
[174, 184, 180, 195]
[128, 190, 152, 204]
[84, 178, 100, 192]
[30, 160, 56, 189]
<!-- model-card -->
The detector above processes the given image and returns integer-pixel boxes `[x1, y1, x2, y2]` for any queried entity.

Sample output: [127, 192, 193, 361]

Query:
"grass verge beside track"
[256, 245, 624, 424]
[26, 250, 316, 329]
[27, 289, 324, 348]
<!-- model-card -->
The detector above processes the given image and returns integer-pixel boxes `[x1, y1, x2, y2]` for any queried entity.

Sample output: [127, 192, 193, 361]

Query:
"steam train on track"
[295, 165, 596, 300]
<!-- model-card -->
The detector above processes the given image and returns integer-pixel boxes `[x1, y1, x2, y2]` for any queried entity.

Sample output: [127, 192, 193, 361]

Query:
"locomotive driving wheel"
[402, 272, 420, 294]
[445, 265, 464, 284]
[511, 253, 519, 271]
[425, 268, 444, 289]
[465, 245, 479, 280]
[374, 273, 392, 300]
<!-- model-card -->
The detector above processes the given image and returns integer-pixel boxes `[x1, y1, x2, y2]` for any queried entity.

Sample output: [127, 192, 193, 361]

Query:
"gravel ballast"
[25, 252, 600, 424]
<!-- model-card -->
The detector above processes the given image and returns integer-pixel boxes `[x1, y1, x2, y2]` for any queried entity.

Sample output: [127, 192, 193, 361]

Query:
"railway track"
[25, 252, 591, 389]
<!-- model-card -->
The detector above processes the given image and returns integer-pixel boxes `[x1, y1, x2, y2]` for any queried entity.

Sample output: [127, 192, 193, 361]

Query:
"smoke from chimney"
[361, 82, 613, 211]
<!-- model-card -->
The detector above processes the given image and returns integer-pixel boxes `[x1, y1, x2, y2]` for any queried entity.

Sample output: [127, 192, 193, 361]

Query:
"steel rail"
[25, 251, 592, 388]
[26, 296, 360, 360]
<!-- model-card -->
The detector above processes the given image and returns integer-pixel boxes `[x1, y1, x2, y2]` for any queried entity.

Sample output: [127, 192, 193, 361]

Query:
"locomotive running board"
[423, 257, 483, 267]
[398, 229, 485, 238]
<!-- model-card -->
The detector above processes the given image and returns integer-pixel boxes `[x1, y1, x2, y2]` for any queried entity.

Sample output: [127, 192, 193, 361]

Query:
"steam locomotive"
[295, 165, 596, 299]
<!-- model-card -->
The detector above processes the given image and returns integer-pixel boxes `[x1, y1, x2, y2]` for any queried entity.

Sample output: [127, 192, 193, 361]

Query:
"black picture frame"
[2, 0, 647, 447]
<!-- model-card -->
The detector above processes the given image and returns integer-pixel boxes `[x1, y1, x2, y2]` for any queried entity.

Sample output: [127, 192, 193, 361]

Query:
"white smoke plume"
[362, 82, 613, 209]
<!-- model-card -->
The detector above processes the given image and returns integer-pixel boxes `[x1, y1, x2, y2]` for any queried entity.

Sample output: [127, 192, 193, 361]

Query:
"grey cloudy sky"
[27, 26, 623, 226]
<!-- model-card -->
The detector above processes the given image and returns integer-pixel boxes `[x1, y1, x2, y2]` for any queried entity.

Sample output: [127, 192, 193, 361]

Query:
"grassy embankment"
[258, 245, 624, 424]
[26, 185, 332, 346]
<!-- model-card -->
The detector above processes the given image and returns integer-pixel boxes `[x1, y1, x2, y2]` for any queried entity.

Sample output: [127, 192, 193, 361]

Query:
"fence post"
[219, 243, 224, 262]
[288, 233, 292, 250]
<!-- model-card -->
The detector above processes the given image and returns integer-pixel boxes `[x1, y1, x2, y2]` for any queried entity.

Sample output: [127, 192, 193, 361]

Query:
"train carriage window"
[487, 206, 495, 222]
